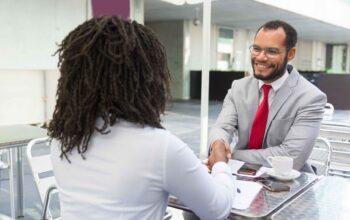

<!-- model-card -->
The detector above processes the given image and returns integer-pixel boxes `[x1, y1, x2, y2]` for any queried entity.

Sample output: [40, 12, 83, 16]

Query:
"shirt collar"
[258, 70, 289, 92]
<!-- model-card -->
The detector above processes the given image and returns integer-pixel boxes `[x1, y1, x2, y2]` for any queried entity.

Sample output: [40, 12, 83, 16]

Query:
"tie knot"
[262, 84, 272, 95]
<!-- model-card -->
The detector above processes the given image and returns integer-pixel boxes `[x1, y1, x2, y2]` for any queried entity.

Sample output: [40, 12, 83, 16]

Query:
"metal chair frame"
[318, 124, 350, 178]
[309, 137, 332, 176]
[26, 137, 59, 220]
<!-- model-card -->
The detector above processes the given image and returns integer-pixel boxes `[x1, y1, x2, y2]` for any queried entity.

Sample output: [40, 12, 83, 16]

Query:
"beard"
[252, 54, 288, 82]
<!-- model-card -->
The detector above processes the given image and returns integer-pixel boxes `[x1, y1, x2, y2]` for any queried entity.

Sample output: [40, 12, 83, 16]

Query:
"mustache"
[253, 62, 275, 68]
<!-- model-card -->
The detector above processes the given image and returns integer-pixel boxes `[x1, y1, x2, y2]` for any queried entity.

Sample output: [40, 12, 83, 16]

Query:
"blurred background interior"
[1, 0, 350, 219]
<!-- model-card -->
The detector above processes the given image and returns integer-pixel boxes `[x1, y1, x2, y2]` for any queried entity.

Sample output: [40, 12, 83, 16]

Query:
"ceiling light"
[161, 0, 186, 5]
[186, 0, 204, 4]
[161, 0, 206, 5]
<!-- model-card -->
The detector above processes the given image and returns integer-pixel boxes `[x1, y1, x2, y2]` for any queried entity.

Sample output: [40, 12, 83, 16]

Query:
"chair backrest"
[319, 129, 350, 141]
[26, 137, 58, 220]
[318, 124, 350, 178]
[321, 121, 350, 130]
[309, 137, 332, 176]
[327, 140, 350, 177]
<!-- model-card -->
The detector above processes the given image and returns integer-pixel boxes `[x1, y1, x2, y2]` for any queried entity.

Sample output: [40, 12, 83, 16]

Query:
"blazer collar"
[265, 65, 299, 136]
[248, 79, 260, 132]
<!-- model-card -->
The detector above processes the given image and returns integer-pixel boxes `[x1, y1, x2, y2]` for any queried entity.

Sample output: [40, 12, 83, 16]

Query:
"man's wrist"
[211, 140, 228, 162]
[211, 139, 227, 151]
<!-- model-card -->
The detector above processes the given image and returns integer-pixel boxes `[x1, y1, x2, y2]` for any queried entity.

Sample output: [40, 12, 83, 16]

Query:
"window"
[217, 28, 234, 70]
[326, 44, 348, 73]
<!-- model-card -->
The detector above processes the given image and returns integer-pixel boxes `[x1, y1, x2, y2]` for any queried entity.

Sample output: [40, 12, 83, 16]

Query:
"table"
[168, 173, 318, 219]
[272, 176, 350, 220]
[0, 124, 47, 218]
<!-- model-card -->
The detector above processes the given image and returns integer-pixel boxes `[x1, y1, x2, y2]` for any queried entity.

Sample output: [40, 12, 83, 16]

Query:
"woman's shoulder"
[150, 126, 186, 147]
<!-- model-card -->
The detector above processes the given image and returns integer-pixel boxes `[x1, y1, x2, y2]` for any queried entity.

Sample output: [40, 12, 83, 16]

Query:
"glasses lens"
[250, 46, 261, 54]
[266, 48, 280, 56]
[250, 45, 283, 58]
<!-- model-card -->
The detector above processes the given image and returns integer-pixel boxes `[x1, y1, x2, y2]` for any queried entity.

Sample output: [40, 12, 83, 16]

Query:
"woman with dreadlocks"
[49, 16, 235, 220]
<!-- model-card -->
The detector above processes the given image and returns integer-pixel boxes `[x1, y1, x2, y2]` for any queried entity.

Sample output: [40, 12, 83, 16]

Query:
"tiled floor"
[0, 100, 349, 219]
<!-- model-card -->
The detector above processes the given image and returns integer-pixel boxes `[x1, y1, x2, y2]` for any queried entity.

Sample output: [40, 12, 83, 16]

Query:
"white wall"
[232, 29, 255, 73]
[0, 0, 88, 125]
[311, 41, 326, 71]
[0, 0, 87, 70]
[210, 24, 218, 70]
[187, 21, 203, 71]
[187, 21, 218, 71]
[44, 70, 60, 124]
[0, 70, 45, 125]
[146, 21, 185, 99]
[232, 29, 248, 71]
[295, 39, 313, 70]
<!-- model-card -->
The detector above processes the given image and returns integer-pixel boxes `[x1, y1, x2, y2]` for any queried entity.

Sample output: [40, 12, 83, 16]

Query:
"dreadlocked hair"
[48, 16, 171, 161]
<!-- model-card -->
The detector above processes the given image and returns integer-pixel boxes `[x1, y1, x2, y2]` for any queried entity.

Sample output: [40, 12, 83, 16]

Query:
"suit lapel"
[265, 66, 299, 137]
[248, 79, 260, 135]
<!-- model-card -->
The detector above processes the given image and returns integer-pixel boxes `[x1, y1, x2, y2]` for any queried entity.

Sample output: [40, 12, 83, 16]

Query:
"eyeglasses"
[249, 45, 285, 58]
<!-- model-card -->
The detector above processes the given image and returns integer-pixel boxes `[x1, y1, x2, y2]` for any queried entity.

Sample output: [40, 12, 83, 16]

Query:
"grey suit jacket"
[209, 65, 327, 172]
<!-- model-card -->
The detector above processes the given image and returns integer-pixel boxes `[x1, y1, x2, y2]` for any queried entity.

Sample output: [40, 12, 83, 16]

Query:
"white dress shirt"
[51, 119, 235, 220]
[258, 70, 289, 106]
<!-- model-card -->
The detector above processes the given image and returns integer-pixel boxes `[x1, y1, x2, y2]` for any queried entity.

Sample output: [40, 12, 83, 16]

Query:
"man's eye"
[267, 49, 279, 55]
[253, 47, 262, 52]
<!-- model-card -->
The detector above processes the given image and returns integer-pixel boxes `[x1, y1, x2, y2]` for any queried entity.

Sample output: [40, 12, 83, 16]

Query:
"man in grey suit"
[208, 20, 326, 173]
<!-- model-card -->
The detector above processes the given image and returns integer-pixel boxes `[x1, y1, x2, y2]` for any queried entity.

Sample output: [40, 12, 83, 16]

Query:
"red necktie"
[248, 84, 272, 149]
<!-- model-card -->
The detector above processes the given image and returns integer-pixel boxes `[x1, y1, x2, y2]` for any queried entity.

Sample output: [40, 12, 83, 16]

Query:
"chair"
[26, 137, 59, 220]
[308, 137, 332, 176]
[321, 121, 350, 133]
[327, 140, 350, 178]
[318, 125, 350, 178]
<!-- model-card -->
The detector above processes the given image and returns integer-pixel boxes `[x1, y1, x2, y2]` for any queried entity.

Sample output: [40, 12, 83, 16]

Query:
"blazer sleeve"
[234, 91, 327, 170]
[164, 138, 235, 220]
[209, 81, 239, 146]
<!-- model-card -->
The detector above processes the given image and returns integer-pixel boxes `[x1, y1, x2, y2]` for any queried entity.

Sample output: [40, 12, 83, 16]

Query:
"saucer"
[265, 168, 300, 181]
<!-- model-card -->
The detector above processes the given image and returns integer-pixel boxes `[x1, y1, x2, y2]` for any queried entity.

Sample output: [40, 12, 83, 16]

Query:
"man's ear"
[287, 47, 296, 61]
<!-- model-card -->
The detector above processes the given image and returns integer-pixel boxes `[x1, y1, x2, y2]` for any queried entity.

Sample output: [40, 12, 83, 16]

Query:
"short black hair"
[256, 20, 298, 49]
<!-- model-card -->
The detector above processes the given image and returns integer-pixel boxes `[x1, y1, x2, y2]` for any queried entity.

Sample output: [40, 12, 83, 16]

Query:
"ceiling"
[144, 0, 350, 44]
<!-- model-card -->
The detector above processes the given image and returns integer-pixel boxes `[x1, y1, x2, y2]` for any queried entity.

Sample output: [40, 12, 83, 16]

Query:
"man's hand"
[207, 140, 232, 170]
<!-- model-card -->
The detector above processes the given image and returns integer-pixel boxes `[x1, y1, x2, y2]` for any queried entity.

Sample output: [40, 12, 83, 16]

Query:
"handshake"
[206, 140, 231, 170]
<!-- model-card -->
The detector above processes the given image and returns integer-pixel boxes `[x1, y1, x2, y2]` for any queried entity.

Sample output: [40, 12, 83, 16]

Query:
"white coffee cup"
[267, 156, 293, 176]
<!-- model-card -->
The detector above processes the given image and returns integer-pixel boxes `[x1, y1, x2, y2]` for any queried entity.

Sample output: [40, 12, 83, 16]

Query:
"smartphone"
[237, 163, 262, 176]
[258, 179, 290, 192]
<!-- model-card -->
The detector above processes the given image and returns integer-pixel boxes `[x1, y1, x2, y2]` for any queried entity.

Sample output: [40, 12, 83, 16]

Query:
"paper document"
[232, 180, 263, 210]
[228, 159, 267, 178]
